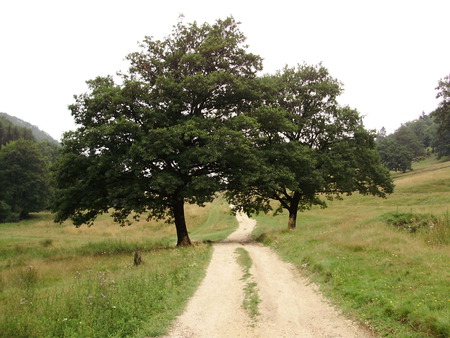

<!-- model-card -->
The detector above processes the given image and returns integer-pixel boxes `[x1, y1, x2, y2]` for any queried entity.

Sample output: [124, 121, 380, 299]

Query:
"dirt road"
[165, 214, 372, 337]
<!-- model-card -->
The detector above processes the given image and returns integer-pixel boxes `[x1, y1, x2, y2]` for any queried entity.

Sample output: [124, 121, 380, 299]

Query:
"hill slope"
[0, 112, 59, 144]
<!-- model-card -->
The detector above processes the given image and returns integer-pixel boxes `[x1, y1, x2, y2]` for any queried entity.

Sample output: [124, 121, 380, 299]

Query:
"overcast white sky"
[1, 0, 449, 141]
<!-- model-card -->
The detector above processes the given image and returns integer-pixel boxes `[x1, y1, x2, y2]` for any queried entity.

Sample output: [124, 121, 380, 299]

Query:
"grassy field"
[0, 198, 237, 337]
[253, 156, 450, 337]
[1, 158, 448, 337]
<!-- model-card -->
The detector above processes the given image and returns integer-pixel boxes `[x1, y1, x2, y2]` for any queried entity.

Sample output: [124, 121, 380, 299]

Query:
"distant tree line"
[0, 115, 60, 222]
[376, 74, 450, 172]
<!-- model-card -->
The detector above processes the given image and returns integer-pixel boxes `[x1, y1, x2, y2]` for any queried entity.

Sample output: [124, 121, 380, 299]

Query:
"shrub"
[381, 211, 438, 233]
[0, 201, 19, 223]
[40, 239, 53, 247]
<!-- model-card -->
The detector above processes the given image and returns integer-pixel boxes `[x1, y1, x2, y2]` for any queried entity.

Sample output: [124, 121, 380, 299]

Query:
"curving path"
[164, 213, 373, 337]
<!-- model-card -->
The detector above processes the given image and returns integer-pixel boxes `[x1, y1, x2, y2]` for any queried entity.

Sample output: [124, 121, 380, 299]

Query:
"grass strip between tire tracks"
[235, 247, 261, 321]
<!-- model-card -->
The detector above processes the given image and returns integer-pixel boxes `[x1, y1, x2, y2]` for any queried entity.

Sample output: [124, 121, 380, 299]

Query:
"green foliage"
[392, 124, 426, 159]
[376, 113, 438, 173]
[0, 200, 19, 222]
[37, 139, 60, 165]
[377, 137, 413, 172]
[407, 113, 436, 148]
[0, 139, 51, 221]
[376, 111, 447, 170]
[0, 115, 59, 223]
[0, 115, 34, 147]
[431, 74, 450, 159]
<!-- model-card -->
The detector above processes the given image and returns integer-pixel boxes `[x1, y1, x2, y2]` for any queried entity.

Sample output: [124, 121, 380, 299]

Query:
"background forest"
[0, 113, 59, 222]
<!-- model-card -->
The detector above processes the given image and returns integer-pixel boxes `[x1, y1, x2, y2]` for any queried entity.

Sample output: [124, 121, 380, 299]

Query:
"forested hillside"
[0, 112, 59, 144]
[0, 113, 60, 222]
[376, 75, 450, 172]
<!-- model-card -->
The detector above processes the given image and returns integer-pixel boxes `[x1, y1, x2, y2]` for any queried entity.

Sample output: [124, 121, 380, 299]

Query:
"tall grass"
[0, 198, 235, 337]
[0, 246, 211, 337]
[254, 156, 450, 337]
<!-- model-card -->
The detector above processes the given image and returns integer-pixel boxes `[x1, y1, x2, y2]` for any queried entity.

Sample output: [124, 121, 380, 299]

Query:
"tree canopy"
[376, 107, 447, 171]
[0, 139, 51, 221]
[377, 137, 413, 173]
[431, 74, 450, 158]
[0, 115, 57, 222]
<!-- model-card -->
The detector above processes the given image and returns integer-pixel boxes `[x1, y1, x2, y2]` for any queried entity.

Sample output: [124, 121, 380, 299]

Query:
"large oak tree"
[53, 17, 262, 245]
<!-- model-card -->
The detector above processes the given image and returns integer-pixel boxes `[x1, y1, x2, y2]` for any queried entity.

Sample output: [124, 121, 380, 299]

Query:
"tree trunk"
[287, 192, 300, 230]
[288, 209, 297, 229]
[172, 197, 192, 246]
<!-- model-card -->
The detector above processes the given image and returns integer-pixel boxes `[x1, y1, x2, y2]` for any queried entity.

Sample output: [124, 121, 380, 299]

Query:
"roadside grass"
[0, 198, 235, 337]
[253, 156, 450, 337]
[235, 248, 260, 320]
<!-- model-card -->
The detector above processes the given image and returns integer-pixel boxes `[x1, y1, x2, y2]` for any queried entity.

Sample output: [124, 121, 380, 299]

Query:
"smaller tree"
[375, 127, 387, 142]
[392, 124, 426, 159]
[226, 64, 394, 229]
[0, 139, 50, 221]
[377, 137, 413, 173]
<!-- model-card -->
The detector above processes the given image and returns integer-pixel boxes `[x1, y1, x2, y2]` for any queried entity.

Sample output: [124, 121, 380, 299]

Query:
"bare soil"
[164, 214, 374, 337]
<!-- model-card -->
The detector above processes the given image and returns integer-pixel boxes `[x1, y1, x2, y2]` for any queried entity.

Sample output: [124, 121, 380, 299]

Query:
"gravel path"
[164, 213, 373, 337]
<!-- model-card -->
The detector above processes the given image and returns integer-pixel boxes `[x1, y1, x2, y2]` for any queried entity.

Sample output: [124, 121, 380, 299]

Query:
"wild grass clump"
[15, 265, 39, 289]
[381, 211, 438, 233]
[381, 211, 450, 245]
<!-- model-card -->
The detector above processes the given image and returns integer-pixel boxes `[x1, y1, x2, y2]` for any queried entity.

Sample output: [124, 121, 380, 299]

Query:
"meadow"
[1, 157, 449, 337]
[0, 198, 237, 337]
[253, 157, 450, 337]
